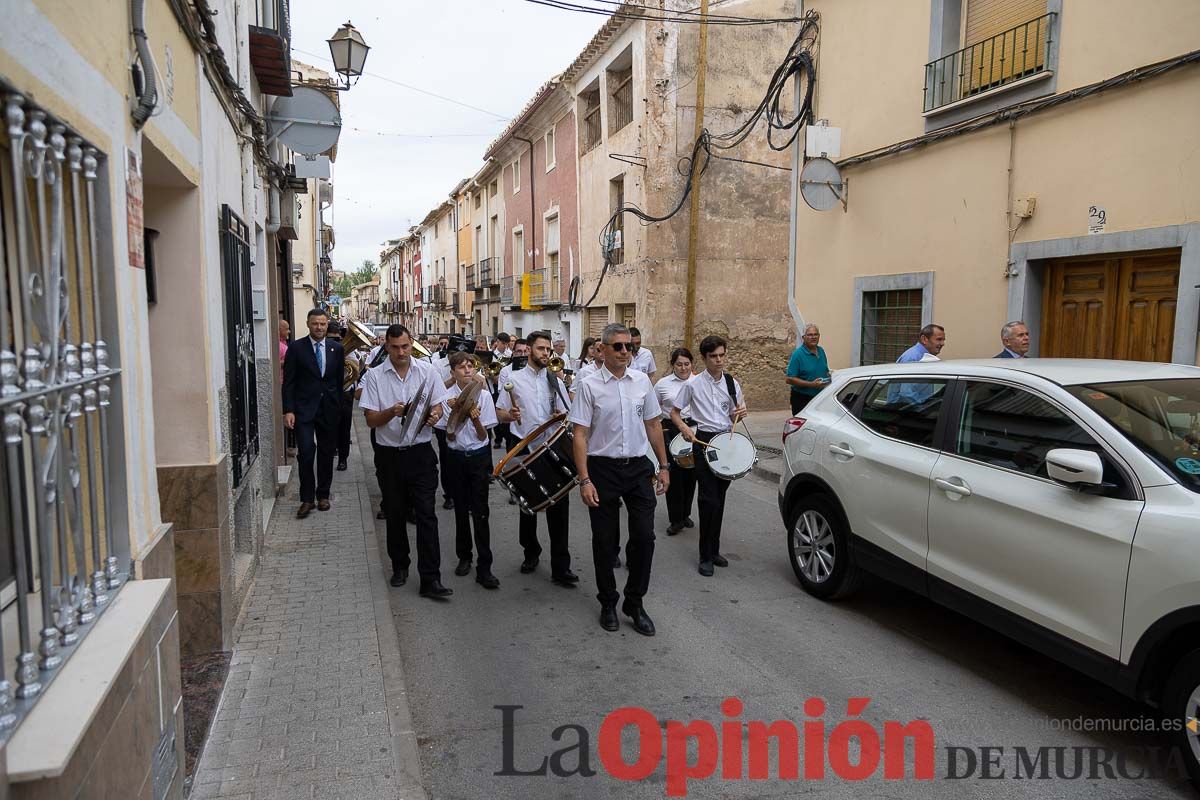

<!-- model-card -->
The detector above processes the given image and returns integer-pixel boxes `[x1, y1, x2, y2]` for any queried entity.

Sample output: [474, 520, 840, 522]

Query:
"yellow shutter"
[963, 0, 1048, 91]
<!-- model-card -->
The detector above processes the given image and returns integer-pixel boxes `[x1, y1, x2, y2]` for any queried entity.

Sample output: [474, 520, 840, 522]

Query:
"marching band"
[352, 323, 756, 636]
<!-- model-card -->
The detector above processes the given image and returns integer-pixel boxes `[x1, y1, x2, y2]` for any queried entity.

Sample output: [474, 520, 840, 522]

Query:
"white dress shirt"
[436, 382, 497, 451]
[496, 364, 571, 449]
[359, 357, 448, 447]
[655, 373, 693, 420]
[674, 370, 745, 433]
[631, 347, 657, 375]
[567, 366, 661, 458]
[432, 353, 453, 383]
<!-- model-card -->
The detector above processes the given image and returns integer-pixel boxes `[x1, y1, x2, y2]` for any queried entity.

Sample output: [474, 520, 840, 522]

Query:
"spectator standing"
[785, 324, 831, 414]
[995, 321, 1030, 358]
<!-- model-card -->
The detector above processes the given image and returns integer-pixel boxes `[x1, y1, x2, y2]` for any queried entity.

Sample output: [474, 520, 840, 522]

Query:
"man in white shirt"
[671, 335, 748, 577]
[494, 332, 513, 359]
[629, 327, 657, 380]
[436, 351, 500, 589]
[360, 325, 451, 598]
[569, 323, 670, 636]
[496, 331, 578, 586]
[496, 339, 530, 453]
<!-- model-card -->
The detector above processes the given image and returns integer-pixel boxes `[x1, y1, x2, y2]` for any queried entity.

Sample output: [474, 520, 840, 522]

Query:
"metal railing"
[923, 12, 1055, 113]
[464, 264, 476, 292]
[478, 257, 501, 288]
[609, 68, 633, 133]
[0, 91, 126, 741]
[500, 275, 515, 307]
[581, 94, 602, 153]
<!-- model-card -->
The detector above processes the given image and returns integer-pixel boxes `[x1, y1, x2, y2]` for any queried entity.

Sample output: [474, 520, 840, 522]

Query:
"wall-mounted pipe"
[130, 0, 159, 129]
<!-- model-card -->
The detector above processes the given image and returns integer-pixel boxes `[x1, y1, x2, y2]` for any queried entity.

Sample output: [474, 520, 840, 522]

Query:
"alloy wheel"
[1187, 684, 1200, 767]
[793, 509, 835, 584]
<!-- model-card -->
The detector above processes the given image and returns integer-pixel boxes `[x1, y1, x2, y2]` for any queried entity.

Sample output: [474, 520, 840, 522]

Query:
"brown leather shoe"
[317, 499, 331, 511]
[297, 502, 315, 518]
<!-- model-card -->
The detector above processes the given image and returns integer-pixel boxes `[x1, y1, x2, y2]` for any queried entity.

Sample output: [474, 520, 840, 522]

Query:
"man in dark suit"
[994, 320, 1030, 359]
[283, 308, 345, 518]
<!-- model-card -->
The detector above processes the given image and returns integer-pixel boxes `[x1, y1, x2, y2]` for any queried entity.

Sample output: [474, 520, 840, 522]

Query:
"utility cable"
[522, 0, 802, 26]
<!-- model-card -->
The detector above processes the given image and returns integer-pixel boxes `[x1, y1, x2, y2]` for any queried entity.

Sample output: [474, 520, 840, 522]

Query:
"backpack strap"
[724, 373, 737, 408]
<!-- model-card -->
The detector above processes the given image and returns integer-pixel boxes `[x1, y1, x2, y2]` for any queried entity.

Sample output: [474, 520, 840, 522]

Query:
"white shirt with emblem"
[567, 366, 661, 458]
[359, 357, 449, 447]
[631, 347, 657, 376]
[496, 364, 572, 449]
[436, 382, 498, 451]
[655, 372, 693, 420]
[674, 370, 745, 434]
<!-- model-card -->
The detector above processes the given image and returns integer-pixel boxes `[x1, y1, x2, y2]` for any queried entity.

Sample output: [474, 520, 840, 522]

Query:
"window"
[474, 192, 481, 210]
[837, 380, 868, 410]
[512, 156, 521, 193]
[860, 289, 924, 365]
[859, 379, 949, 447]
[580, 80, 602, 153]
[221, 205, 260, 485]
[545, 128, 556, 171]
[607, 50, 634, 135]
[545, 213, 560, 298]
[617, 303, 636, 330]
[609, 175, 625, 265]
[513, 229, 524, 275]
[489, 180, 498, 198]
[956, 381, 1099, 478]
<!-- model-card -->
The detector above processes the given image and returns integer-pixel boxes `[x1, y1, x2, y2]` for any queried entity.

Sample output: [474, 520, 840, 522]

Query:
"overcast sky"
[289, 0, 603, 272]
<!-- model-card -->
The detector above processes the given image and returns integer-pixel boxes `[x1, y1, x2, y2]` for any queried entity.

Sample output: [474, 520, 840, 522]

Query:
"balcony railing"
[500, 275, 516, 308]
[521, 268, 560, 308]
[465, 264, 477, 292]
[249, 0, 292, 96]
[478, 257, 501, 288]
[923, 12, 1055, 113]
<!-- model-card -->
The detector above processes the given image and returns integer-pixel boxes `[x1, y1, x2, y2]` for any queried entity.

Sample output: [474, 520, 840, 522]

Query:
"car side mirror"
[1046, 448, 1105, 488]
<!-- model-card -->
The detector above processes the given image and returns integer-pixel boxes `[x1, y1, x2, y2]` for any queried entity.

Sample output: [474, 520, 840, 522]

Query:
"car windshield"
[1066, 378, 1200, 494]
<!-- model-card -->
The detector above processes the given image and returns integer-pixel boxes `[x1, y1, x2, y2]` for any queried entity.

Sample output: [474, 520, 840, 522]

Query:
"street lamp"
[326, 21, 369, 90]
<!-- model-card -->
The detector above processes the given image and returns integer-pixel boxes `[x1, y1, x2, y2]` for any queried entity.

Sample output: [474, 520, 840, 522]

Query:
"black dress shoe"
[612, 554, 622, 568]
[336, 459, 348, 471]
[621, 602, 656, 637]
[476, 571, 500, 589]
[454, 559, 472, 577]
[519, 558, 539, 574]
[376, 509, 387, 520]
[712, 554, 729, 568]
[442, 496, 454, 510]
[419, 581, 453, 598]
[667, 522, 683, 536]
[684, 517, 695, 528]
[599, 604, 619, 632]
[698, 560, 714, 577]
[551, 570, 579, 585]
[390, 569, 408, 587]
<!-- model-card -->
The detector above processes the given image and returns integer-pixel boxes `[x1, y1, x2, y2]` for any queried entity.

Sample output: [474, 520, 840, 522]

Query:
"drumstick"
[692, 439, 720, 450]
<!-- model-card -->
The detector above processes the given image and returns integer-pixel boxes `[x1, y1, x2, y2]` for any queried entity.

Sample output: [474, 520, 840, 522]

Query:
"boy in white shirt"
[436, 351, 500, 588]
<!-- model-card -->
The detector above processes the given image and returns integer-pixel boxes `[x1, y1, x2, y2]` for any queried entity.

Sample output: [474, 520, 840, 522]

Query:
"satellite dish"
[267, 87, 342, 155]
[799, 157, 848, 212]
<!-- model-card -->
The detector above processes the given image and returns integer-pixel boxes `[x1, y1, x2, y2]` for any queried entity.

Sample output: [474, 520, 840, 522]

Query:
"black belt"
[378, 441, 430, 453]
[589, 455, 651, 466]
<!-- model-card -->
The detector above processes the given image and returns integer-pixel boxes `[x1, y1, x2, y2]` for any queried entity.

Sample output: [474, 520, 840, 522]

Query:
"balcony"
[249, 0, 293, 97]
[432, 280, 447, 310]
[500, 275, 516, 308]
[923, 12, 1055, 113]
[522, 267, 561, 308]
[478, 257, 501, 288]
[465, 264, 476, 292]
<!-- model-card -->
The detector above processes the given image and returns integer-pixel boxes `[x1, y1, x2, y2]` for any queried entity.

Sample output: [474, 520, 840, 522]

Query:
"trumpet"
[487, 360, 506, 379]
[548, 355, 565, 373]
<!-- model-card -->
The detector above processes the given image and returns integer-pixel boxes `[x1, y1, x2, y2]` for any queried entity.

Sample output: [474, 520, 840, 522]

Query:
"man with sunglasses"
[569, 323, 671, 636]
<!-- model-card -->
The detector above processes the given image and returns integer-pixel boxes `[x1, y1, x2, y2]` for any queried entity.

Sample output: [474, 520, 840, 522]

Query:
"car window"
[837, 380, 867, 410]
[956, 382, 1100, 478]
[859, 379, 949, 447]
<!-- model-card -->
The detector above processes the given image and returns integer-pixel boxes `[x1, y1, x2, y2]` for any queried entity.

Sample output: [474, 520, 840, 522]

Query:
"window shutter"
[587, 307, 609, 339]
[964, 0, 1048, 90]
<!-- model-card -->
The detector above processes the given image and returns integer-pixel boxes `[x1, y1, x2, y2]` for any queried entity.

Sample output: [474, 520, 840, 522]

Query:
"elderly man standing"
[785, 324, 830, 414]
[995, 321, 1031, 358]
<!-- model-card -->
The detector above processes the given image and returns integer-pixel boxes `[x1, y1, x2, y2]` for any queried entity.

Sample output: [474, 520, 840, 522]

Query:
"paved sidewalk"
[190, 429, 426, 800]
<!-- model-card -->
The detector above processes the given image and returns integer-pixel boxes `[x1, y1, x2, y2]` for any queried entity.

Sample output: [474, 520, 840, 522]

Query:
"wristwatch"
[658, 463, 670, 471]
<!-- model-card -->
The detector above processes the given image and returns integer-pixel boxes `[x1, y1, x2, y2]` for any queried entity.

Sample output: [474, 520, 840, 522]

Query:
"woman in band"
[655, 348, 697, 535]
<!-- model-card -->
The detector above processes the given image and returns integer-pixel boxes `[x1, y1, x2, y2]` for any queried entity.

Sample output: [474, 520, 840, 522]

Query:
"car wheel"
[1163, 649, 1200, 788]
[787, 494, 861, 599]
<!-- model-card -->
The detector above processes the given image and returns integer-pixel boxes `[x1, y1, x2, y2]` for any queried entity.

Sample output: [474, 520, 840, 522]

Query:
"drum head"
[704, 432, 757, 480]
[668, 434, 691, 458]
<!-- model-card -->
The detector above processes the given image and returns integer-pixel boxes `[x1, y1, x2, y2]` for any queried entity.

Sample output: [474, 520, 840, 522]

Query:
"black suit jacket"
[994, 349, 1020, 359]
[283, 336, 345, 425]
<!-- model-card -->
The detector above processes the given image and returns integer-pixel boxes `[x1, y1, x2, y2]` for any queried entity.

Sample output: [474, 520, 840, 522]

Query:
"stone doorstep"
[275, 465, 293, 497]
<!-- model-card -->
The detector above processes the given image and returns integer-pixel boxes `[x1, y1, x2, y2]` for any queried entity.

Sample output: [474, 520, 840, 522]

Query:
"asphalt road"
[377, 465, 1194, 799]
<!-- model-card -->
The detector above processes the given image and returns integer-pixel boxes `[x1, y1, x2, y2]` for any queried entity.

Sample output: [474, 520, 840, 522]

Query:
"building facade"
[791, 0, 1200, 368]
[466, 161, 505, 337]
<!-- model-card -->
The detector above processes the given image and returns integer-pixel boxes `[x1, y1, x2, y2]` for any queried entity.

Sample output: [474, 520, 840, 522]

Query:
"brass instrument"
[548, 355, 566, 373]
[341, 320, 376, 391]
[411, 338, 433, 360]
[486, 359, 506, 379]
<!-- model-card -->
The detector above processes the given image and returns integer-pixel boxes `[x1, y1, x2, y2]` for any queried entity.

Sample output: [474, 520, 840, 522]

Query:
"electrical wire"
[569, 10, 819, 309]
[575, 0, 793, 22]
[521, 0, 802, 26]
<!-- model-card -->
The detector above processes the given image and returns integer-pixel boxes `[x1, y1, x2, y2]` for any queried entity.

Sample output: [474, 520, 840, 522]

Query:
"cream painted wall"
[794, 74, 1200, 368]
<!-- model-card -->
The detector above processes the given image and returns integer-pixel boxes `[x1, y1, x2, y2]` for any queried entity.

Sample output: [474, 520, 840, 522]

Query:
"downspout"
[266, 185, 281, 235]
[785, 0, 806, 341]
[130, 0, 159, 128]
[514, 135, 537, 314]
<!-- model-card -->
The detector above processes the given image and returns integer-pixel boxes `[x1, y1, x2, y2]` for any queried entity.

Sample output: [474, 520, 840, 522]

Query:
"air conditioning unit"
[278, 187, 299, 241]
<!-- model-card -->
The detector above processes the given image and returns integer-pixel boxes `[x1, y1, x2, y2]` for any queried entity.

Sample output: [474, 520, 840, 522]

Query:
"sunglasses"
[607, 342, 633, 352]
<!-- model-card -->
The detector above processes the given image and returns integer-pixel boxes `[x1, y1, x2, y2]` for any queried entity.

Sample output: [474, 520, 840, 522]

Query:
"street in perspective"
[1, 1, 1199, 799]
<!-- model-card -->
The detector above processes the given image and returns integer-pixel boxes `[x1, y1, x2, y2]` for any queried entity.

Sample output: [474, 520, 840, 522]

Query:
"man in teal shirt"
[786, 324, 830, 414]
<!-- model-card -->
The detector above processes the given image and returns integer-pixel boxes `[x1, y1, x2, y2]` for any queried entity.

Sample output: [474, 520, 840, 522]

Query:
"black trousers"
[336, 392, 354, 461]
[662, 419, 696, 525]
[374, 441, 441, 584]
[519, 493, 571, 576]
[587, 456, 655, 607]
[694, 430, 732, 562]
[447, 446, 493, 570]
[433, 428, 453, 500]
[790, 392, 813, 415]
[295, 417, 336, 503]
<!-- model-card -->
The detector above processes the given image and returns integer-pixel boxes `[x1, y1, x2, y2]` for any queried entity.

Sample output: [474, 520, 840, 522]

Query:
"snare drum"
[493, 414, 579, 513]
[669, 433, 695, 469]
[702, 431, 758, 481]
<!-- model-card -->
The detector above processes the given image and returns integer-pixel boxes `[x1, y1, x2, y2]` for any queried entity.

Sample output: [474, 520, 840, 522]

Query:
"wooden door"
[1041, 250, 1180, 362]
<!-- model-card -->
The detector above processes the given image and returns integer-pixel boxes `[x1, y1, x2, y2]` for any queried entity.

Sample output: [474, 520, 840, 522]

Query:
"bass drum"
[702, 431, 757, 481]
[494, 414, 579, 513]
[669, 433, 695, 469]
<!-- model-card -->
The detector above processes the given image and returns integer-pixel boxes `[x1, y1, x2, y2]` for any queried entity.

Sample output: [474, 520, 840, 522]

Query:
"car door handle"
[828, 443, 855, 458]
[934, 477, 973, 497]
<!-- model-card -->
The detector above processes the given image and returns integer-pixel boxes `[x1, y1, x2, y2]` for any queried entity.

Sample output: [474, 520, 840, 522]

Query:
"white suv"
[777, 359, 1200, 781]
